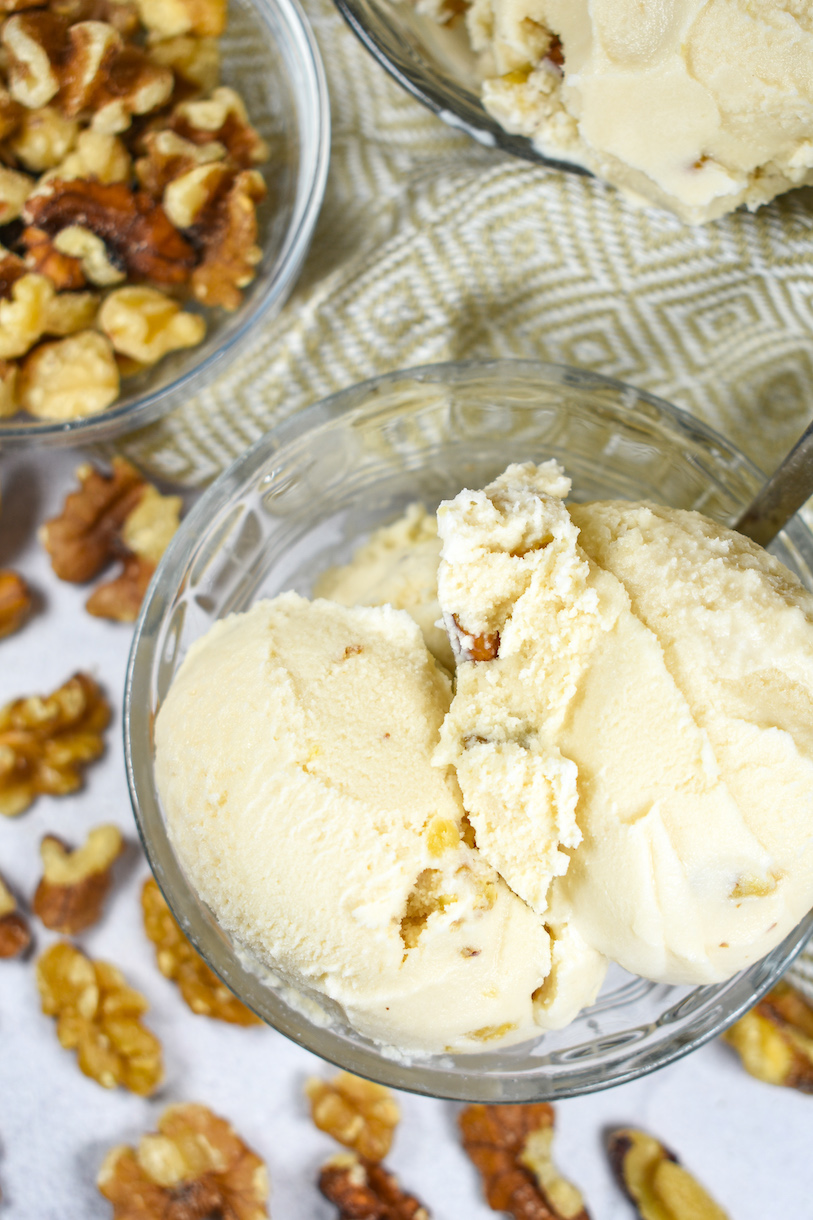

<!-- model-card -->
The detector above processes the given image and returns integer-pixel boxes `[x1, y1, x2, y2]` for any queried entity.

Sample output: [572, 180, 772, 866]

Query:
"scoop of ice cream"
[314, 504, 453, 670]
[154, 593, 554, 1053]
[435, 464, 813, 984]
[456, 0, 813, 223]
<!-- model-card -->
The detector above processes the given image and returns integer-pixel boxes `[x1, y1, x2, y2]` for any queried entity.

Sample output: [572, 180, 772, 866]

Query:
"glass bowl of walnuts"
[0, 0, 330, 445]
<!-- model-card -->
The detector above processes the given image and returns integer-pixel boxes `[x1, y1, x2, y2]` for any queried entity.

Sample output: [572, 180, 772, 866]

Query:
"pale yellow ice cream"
[423, 0, 813, 223]
[314, 503, 454, 670]
[436, 464, 813, 984]
[154, 592, 556, 1053]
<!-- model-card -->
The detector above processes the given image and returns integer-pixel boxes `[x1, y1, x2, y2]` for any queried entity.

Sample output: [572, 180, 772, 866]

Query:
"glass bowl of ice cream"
[334, 0, 813, 223]
[126, 358, 813, 1101]
[0, 0, 329, 446]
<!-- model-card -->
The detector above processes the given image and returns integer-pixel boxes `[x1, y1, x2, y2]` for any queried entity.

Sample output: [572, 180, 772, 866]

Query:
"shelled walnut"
[0, 671, 110, 816]
[607, 1129, 729, 1220]
[306, 1072, 400, 1163]
[319, 1152, 429, 1220]
[37, 940, 163, 1094]
[97, 1102, 269, 1219]
[0, 873, 31, 957]
[142, 876, 260, 1025]
[459, 1104, 588, 1220]
[0, 568, 32, 636]
[41, 457, 182, 620]
[723, 980, 813, 1092]
[33, 823, 124, 933]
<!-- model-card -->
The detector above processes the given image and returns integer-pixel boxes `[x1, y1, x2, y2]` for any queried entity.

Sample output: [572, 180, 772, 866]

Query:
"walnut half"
[0, 874, 31, 958]
[142, 876, 260, 1025]
[33, 823, 124, 934]
[723, 981, 813, 1093]
[97, 1103, 269, 1219]
[37, 940, 163, 1094]
[319, 1152, 429, 1220]
[459, 1104, 588, 1220]
[607, 1129, 729, 1220]
[0, 671, 110, 817]
[306, 1072, 400, 1163]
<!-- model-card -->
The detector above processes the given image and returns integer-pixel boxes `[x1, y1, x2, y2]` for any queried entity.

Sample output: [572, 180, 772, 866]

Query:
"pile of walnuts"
[0, 0, 268, 422]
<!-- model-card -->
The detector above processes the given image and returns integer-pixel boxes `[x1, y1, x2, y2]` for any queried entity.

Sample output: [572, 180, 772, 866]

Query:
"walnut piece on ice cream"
[723, 981, 813, 1093]
[33, 823, 124, 934]
[306, 1072, 400, 1163]
[141, 876, 261, 1025]
[0, 672, 109, 816]
[37, 940, 164, 1094]
[97, 1103, 269, 1219]
[460, 1104, 588, 1220]
[607, 1129, 729, 1220]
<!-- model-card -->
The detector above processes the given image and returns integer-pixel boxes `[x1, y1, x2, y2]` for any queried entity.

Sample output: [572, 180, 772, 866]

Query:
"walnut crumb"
[0, 873, 31, 958]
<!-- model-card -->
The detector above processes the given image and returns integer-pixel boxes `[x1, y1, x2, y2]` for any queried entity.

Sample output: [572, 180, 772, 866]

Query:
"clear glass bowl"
[125, 359, 813, 1101]
[334, 0, 583, 173]
[0, 0, 330, 447]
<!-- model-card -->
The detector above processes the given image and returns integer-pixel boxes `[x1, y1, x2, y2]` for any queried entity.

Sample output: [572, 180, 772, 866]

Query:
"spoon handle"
[734, 416, 813, 548]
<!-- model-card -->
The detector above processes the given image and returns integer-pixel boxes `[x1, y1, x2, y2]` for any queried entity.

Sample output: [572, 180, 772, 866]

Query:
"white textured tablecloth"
[1, 448, 812, 1220]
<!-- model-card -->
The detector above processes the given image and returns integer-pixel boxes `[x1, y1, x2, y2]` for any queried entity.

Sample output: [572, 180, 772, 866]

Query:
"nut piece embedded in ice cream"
[0, 672, 110, 817]
[319, 1152, 429, 1220]
[305, 1073, 400, 1163]
[33, 823, 124, 934]
[97, 1103, 269, 1219]
[37, 940, 164, 1094]
[607, 1129, 729, 1220]
[141, 877, 260, 1025]
[0, 874, 31, 958]
[460, 1104, 588, 1220]
[723, 981, 813, 1093]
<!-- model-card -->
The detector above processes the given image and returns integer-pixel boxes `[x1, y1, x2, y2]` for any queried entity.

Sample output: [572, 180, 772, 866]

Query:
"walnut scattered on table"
[0, 0, 269, 423]
[0, 568, 32, 636]
[33, 822, 124, 933]
[141, 876, 260, 1025]
[607, 1129, 729, 1220]
[459, 1104, 589, 1220]
[0, 872, 31, 957]
[319, 1152, 429, 1220]
[97, 1101, 269, 1219]
[723, 980, 813, 1093]
[40, 456, 182, 621]
[306, 1072, 400, 1163]
[0, 671, 110, 816]
[37, 940, 164, 1094]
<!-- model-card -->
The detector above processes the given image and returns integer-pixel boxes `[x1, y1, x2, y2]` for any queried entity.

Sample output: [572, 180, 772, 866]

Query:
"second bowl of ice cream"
[125, 359, 813, 1100]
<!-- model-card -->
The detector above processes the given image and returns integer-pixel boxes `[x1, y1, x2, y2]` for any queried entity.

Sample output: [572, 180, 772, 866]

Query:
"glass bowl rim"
[332, 0, 588, 175]
[0, 0, 331, 448]
[125, 357, 813, 1100]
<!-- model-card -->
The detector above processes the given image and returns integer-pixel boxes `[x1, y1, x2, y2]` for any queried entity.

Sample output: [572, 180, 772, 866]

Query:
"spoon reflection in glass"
[735, 415, 813, 548]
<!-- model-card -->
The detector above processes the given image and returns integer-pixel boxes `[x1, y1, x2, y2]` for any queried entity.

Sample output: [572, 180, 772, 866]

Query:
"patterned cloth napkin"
[117, 0, 813, 989]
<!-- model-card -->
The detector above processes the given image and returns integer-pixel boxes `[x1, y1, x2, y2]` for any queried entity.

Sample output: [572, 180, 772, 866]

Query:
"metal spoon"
[735, 416, 813, 548]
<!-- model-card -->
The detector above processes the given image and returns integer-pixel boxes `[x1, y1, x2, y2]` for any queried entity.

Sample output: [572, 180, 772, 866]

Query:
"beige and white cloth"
[117, 0, 813, 491]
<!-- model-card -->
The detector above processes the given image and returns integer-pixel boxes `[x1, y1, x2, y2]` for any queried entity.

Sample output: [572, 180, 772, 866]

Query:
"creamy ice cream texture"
[421, 0, 813, 223]
[154, 462, 813, 1053]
